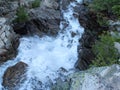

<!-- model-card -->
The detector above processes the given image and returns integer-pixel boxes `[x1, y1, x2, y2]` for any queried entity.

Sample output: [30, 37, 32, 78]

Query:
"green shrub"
[32, 0, 41, 8]
[16, 6, 29, 23]
[89, 0, 107, 12]
[96, 13, 109, 26]
[112, 5, 120, 19]
[91, 32, 119, 67]
[89, 0, 119, 12]
[89, 0, 120, 19]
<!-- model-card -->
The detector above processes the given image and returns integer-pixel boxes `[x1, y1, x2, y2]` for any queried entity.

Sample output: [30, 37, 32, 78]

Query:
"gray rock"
[13, 0, 60, 36]
[0, 0, 60, 36]
[41, 0, 59, 10]
[114, 42, 120, 54]
[109, 20, 120, 32]
[52, 65, 120, 90]
[0, 18, 18, 63]
[27, 7, 60, 36]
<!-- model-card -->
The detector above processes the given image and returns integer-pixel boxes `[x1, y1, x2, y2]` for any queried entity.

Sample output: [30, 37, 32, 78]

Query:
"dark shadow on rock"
[13, 23, 28, 35]
[75, 4, 109, 70]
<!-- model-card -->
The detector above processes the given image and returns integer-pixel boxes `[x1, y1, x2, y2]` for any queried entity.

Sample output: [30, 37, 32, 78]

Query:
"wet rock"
[79, 11, 101, 31]
[80, 30, 98, 48]
[2, 62, 28, 90]
[28, 77, 42, 90]
[75, 48, 95, 70]
[0, 18, 18, 63]
[60, 0, 71, 10]
[75, 3, 108, 70]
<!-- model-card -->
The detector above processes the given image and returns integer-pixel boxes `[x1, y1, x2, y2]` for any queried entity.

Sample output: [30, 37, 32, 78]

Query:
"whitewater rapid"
[0, 0, 84, 89]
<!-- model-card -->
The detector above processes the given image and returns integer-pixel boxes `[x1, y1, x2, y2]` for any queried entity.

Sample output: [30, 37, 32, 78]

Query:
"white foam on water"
[0, 0, 84, 89]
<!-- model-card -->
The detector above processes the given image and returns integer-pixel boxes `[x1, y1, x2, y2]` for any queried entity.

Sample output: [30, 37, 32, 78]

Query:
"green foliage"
[89, 0, 107, 12]
[89, 0, 120, 19]
[91, 32, 120, 67]
[32, 0, 41, 8]
[16, 6, 29, 23]
[112, 31, 120, 42]
[96, 13, 109, 26]
[112, 5, 120, 19]
[89, 0, 119, 12]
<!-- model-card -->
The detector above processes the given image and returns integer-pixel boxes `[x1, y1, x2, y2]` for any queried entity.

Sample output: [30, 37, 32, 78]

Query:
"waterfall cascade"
[0, 0, 84, 89]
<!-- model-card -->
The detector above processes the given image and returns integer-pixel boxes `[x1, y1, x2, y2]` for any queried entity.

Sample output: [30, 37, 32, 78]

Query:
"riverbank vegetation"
[89, 0, 120, 67]
[91, 32, 120, 67]
[89, 0, 120, 19]
[15, 6, 29, 23]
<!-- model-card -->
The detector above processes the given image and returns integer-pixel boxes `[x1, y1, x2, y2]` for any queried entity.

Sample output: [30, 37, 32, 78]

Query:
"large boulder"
[28, 7, 60, 36]
[2, 62, 28, 90]
[51, 64, 120, 90]
[12, 0, 60, 36]
[70, 64, 120, 90]
[0, 18, 18, 63]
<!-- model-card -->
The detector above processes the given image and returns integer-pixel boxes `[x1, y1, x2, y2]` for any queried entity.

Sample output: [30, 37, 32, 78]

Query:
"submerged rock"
[2, 62, 28, 90]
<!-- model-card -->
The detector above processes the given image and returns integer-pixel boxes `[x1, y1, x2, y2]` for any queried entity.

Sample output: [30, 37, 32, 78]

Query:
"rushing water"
[0, 0, 84, 89]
